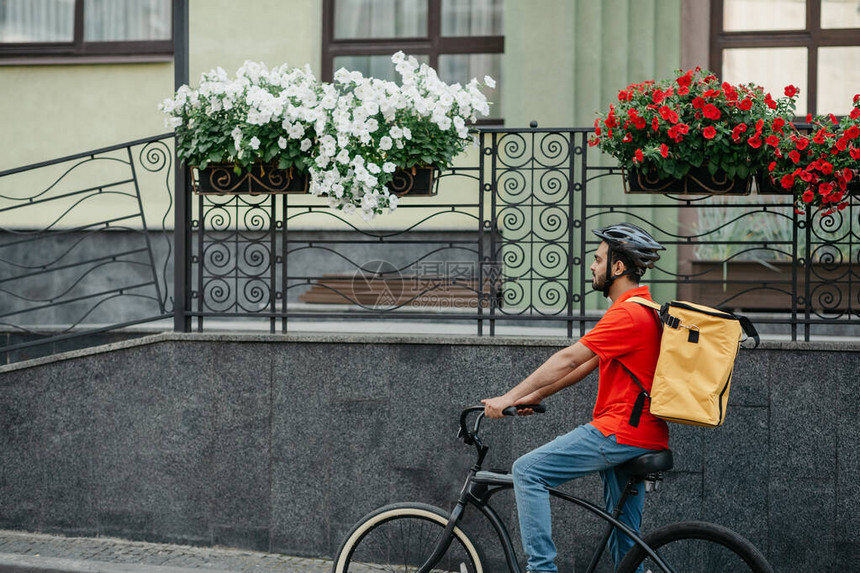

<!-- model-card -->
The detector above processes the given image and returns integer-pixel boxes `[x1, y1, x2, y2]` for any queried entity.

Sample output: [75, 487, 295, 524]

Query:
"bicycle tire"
[331, 502, 485, 573]
[616, 520, 773, 573]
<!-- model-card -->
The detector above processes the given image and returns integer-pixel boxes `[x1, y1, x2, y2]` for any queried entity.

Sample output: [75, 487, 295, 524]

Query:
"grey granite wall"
[0, 333, 857, 572]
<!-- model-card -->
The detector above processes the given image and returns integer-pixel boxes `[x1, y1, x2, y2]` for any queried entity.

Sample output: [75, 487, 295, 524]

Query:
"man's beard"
[591, 272, 606, 293]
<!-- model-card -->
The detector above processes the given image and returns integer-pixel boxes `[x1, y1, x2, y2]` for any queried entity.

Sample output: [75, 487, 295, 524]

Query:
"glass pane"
[723, 47, 808, 115]
[441, 0, 502, 36]
[334, 0, 427, 39]
[0, 0, 74, 43]
[334, 54, 430, 83]
[821, 0, 860, 29]
[84, 0, 171, 41]
[438, 53, 501, 117]
[723, 0, 806, 31]
[818, 47, 860, 115]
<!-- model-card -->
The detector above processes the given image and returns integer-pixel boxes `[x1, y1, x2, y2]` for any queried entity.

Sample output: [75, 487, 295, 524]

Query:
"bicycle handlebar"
[458, 404, 547, 445]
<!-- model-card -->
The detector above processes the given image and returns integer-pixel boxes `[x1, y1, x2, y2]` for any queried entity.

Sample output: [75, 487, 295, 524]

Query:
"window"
[322, 0, 504, 121]
[0, 0, 172, 62]
[711, 0, 860, 116]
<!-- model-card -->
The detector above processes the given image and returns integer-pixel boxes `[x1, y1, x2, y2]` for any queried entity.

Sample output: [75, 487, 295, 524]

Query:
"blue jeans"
[512, 423, 653, 573]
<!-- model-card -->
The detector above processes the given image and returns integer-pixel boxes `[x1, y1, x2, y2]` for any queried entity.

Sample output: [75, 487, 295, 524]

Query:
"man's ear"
[611, 258, 627, 277]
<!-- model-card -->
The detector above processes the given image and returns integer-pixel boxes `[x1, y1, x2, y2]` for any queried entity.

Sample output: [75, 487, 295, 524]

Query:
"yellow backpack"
[624, 297, 760, 428]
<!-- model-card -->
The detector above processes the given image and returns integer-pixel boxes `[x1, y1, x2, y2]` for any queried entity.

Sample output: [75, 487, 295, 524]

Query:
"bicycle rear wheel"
[331, 502, 485, 573]
[617, 521, 773, 573]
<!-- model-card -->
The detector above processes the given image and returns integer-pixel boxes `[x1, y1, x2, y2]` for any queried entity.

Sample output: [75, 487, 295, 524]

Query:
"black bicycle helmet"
[592, 223, 664, 295]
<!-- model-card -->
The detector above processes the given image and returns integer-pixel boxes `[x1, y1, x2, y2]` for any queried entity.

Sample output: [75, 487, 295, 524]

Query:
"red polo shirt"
[579, 286, 669, 450]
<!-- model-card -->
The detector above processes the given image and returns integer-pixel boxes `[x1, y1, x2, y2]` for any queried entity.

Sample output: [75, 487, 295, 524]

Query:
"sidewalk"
[0, 530, 333, 573]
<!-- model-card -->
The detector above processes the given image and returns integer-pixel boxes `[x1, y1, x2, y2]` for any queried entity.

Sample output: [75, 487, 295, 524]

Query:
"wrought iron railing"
[1, 128, 857, 364]
[187, 128, 858, 341]
[0, 134, 175, 363]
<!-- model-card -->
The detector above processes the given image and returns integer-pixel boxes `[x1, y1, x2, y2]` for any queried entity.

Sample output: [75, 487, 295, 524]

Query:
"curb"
[0, 553, 239, 573]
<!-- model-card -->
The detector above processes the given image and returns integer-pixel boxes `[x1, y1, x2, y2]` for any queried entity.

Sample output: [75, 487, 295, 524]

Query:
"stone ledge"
[2, 328, 858, 375]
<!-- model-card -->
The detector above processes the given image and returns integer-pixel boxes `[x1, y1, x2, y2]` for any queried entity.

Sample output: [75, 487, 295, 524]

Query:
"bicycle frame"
[415, 407, 674, 573]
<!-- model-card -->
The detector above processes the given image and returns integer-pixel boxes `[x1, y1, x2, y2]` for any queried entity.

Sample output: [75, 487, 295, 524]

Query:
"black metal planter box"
[192, 163, 309, 195]
[386, 166, 438, 197]
[623, 166, 752, 195]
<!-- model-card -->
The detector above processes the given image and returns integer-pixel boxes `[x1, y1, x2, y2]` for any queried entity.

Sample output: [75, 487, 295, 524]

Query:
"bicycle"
[331, 405, 774, 573]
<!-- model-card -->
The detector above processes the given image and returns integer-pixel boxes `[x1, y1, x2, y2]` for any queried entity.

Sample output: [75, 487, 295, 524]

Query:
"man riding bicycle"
[483, 222, 668, 573]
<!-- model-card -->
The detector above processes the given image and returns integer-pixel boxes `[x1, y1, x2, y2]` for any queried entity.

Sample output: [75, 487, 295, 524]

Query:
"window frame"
[321, 0, 504, 108]
[710, 0, 860, 116]
[0, 0, 173, 64]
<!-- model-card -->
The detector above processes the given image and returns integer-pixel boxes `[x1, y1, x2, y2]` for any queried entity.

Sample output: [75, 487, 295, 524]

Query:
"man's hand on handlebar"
[481, 396, 511, 419]
[481, 396, 545, 419]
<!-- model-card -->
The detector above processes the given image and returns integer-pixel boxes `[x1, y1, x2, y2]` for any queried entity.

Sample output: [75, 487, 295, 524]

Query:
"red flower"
[784, 85, 799, 98]
[659, 105, 679, 124]
[652, 116, 660, 132]
[844, 169, 855, 182]
[793, 136, 809, 150]
[618, 90, 633, 101]
[660, 143, 669, 158]
[806, 114, 813, 123]
[836, 137, 848, 151]
[652, 90, 666, 104]
[747, 135, 762, 149]
[789, 150, 801, 164]
[781, 173, 796, 189]
[622, 132, 633, 143]
[676, 70, 693, 88]
[802, 190, 814, 203]
[768, 161, 776, 172]
[851, 107, 860, 120]
[772, 117, 786, 133]
[731, 123, 748, 142]
[739, 98, 753, 110]
[677, 85, 690, 96]
[634, 149, 644, 163]
[702, 104, 721, 120]
[633, 116, 647, 130]
[755, 119, 764, 133]
[766, 135, 779, 147]
[764, 94, 777, 109]
[813, 130, 828, 144]
[703, 126, 717, 139]
[692, 97, 705, 109]
[820, 161, 834, 175]
[829, 114, 838, 124]
[819, 182, 834, 196]
[851, 148, 860, 160]
[588, 138, 600, 147]
[667, 123, 690, 141]
[846, 126, 860, 139]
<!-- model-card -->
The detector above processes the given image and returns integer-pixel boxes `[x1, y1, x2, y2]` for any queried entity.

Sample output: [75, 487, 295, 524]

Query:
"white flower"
[336, 149, 351, 164]
[402, 127, 412, 140]
[383, 162, 396, 173]
[250, 136, 261, 150]
[379, 136, 393, 151]
[278, 136, 287, 149]
[484, 75, 496, 89]
[390, 126, 403, 139]
[367, 162, 381, 174]
[288, 123, 305, 139]
[300, 138, 312, 152]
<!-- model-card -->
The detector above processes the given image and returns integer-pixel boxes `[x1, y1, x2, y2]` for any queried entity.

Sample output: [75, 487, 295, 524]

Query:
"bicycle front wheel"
[617, 521, 773, 573]
[331, 502, 485, 573]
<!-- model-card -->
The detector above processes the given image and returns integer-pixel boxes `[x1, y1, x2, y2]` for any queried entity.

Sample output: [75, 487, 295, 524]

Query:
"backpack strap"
[622, 296, 663, 428]
[618, 361, 649, 428]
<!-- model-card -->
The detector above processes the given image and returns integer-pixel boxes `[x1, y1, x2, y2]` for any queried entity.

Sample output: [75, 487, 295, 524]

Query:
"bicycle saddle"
[617, 449, 673, 478]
